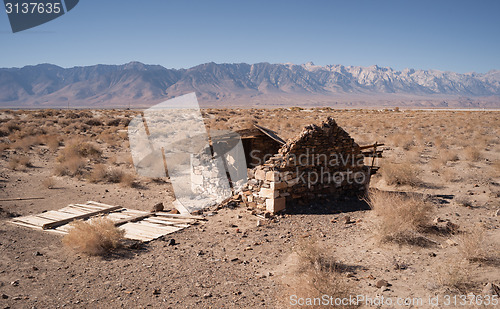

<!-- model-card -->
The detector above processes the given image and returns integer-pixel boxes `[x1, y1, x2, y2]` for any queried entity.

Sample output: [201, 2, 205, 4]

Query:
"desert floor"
[0, 108, 499, 308]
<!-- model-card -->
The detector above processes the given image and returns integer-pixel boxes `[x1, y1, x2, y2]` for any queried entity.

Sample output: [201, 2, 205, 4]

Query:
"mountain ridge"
[1, 62, 499, 108]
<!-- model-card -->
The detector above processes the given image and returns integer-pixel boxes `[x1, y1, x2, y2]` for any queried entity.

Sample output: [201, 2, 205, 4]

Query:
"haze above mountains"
[1, 61, 499, 108]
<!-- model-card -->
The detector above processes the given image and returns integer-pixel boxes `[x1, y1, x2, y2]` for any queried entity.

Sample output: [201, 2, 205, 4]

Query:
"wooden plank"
[0, 197, 45, 202]
[12, 216, 54, 227]
[11, 220, 45, 229]
[146, 217, 194, 225]
[86, 201, 121, 208]
[36, 211, 77, 221]
[121, 223, 183, 239]
[114, 213, 153, 226]
[73, 203, 108, 211]
[359, 143, 385, 150]
[155, 212, 205, 220]
[57, 207, 89, 216]
[42, 205, 122, 230]
[254, 124, 286, 145]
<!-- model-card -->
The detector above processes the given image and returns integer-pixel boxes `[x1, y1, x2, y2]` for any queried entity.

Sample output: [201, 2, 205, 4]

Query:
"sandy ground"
[0, 109, 499, 309]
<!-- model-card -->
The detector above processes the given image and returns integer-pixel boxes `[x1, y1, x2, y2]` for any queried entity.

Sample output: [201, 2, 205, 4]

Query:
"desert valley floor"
[0, 108, 499, 308]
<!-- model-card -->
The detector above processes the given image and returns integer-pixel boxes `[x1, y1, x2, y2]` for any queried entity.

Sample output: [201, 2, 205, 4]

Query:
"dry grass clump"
[8, 155, 32, 170]
[438, 149, 459, 163]
[54, 157, 86, 177]
[11, 135, 45, 151]
[367, 189, 434, 243]
[457, 228, 488, 262]
[435, 258, 471, 292]
[57, 139, 101, 164]
[63, 217, 124, 256]
[463, 146, 482, 162]
[43, 134, 62, 152]
[442, 169, 462, 183]
[455, 195, 473, 207]
[88, 165, 136, 187]
[390, 133, 415, 150]
[280, 240, 357, 309]
[380, 162, 422, 187]
[42, 176, 57, 189]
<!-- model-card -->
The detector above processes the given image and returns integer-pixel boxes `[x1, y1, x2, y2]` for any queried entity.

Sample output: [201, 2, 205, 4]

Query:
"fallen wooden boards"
[10, 201, 202, 242]
[10, 201, 120, 231]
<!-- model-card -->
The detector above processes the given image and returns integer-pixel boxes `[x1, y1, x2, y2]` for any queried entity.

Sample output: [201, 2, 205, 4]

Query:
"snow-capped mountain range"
[1, 61, 499, 108]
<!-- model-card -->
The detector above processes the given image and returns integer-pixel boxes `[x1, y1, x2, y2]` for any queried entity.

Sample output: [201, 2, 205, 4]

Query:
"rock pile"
[240, 117, 370, 213]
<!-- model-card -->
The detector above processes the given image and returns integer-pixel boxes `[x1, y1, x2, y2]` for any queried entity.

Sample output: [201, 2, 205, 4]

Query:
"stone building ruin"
[238, 117, 373, 213]
[187, 116, 379, 214]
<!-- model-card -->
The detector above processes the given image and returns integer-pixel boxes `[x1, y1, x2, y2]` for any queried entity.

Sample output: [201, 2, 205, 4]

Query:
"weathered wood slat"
[359, 143, 385, 150]
[145, 217, 193, 226]
[57, 207, 89, 216]
[114, 213, 153, 226]
[155, 212, 205, 220]
[36, 211, 77, 221]
[42, 205, 122, 230]
[12, 216, 54, 227]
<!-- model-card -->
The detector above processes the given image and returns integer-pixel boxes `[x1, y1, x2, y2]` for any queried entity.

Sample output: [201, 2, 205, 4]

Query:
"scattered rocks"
[10, 280, 19, 287]
[153, 288, 161, 295]
[343, 216, 354, 224]
[33, 251, 43, 256]
[152, 202, 164, 212]
[169, 209, 179, 214]
[167, 239, 176, 246]
[1, 294, 8, 299]
[376, 279, 390, 288]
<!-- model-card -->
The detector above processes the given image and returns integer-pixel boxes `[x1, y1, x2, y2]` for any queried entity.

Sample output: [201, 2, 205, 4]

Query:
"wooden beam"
[0, 197, 45, 202]
[114, 213, 153, 226]
[154, 212, 205, 220]
[42, 205, 122, 230]
[359, 143, 385, 150]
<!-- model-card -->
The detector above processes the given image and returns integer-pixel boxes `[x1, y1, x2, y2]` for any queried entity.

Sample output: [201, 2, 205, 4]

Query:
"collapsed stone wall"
[240, 117, 370, 213]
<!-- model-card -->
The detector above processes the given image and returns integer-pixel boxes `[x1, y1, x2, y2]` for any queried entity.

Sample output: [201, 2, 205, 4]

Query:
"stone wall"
[240, 117, 371, 213]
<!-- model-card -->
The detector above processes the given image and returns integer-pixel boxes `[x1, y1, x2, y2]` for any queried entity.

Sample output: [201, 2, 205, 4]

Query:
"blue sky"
[1, 0, 499, 73]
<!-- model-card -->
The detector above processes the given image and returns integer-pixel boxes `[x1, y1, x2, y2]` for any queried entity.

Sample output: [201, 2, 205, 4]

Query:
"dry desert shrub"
[63, 217, 124, 256]
[42, 176, 57, 189]
[8, 154, 32, 170]
[280, 240, 357, 309]
[43, 134, 62, 152]
[366, 189, 434, 243]
[457, 228, 488, 262]
[455, 195, 473, 207]
[439, 149, 460, 163]
[11, 135, 45, 151]
[435, 258, 471, 292]
[390, 133, 415, 150]
[88, 164, 109, 183]
[380, 161, 422, 187]
[463, 146, 482, 162]
[442, 169, 462, 183]
[57, 139, 101, 163]
[88, 165, 136, 187]
[54, 157, 86, 177]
